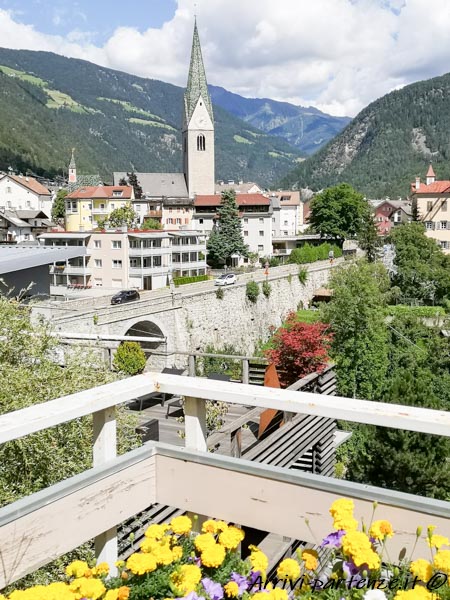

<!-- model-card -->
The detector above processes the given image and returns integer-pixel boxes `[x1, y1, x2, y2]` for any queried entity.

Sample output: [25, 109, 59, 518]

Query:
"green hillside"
[281, 71, 450, 197]
[0, 48, 303, 186]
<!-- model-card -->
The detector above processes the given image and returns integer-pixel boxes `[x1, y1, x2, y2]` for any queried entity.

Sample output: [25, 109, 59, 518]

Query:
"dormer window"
[112, 190, 123, 197]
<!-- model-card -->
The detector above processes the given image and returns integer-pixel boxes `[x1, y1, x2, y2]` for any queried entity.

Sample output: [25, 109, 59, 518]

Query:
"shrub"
[262, 280, 271, 298]
[246, 280, 259, 303]
[216, 287, 224, 300]
[173, 274, 209, 286]
[385, 305, 445, 318]
[298, 268, 308, 284]
[113, 341, 146, 375]
[289, 242, 342, 265]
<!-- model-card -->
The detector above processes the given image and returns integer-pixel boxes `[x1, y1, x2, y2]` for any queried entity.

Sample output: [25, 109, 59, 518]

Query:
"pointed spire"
[426, 163, 435, 177]
[184, 19, 213, 125]
[69, 148, 76, 169]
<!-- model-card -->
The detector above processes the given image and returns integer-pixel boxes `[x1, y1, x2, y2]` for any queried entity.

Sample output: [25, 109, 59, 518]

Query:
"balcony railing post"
[242, 359, 249, 385]
[188, 354, 196, 377]
[93, 407, 118, 574]
[184, 397, 207, 452]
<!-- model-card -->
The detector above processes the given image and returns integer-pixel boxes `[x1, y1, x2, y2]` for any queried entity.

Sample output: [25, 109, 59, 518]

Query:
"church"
[112, 20, 215, 231]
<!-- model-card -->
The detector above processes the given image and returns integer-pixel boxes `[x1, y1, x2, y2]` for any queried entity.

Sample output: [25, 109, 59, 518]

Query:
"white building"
[270, 191, 303, 237]
[0, 210, 52, 244]
[0, 174, 52, 217]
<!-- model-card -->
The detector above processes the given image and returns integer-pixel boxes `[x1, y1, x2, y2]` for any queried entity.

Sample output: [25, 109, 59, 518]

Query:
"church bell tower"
[182, 20, 215, 197]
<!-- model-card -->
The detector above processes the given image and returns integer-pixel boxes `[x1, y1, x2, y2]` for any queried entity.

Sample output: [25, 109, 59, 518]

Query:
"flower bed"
[2, 500, 449, 600]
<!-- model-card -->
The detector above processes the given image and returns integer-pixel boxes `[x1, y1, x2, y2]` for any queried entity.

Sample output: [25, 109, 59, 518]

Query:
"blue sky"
[0, 0, 448, 117]
[1, 0, 177, 43]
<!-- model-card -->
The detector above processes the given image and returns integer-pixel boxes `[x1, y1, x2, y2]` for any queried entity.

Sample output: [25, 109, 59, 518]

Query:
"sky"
[0, 0, 449, 117]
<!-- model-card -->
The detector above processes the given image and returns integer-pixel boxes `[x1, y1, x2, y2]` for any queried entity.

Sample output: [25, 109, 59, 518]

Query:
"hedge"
[173, 274, 210, 286]
[385, 305, 445, 318]
[288, 242, 342, 265]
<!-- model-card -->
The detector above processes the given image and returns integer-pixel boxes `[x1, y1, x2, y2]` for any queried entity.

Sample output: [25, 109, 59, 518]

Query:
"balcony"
[91, 208, 109, 215]
[129, 246, 171, 257]
[0, 373, 448, 588]
[172, 260, 206, 270]
[144, 210, 163, 218]
[129, 266, 169, 276]
[50, 265, 91, 275]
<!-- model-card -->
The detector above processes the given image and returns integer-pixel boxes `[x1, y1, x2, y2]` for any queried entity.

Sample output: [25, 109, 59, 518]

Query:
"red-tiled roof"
[67, 186, 133, 199]
[6, 175, 51, 195]
[426, 164, 436, 177]
[195, 193, 270, 206]
[411, 181, 450, 194]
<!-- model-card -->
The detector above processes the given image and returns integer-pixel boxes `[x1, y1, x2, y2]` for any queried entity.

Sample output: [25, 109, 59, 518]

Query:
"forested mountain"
[0, 48, 304, 187]
[282, 71, 450, 197]
[209, 85, 351, 155]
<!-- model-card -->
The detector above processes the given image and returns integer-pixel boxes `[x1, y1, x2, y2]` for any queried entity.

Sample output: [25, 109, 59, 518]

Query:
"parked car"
[111, 290, 141, 305]
[214, 273, 237, 286]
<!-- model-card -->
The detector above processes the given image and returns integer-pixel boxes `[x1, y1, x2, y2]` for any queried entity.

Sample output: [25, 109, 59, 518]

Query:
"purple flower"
[343, 561, 364, 587]
[202, 577, 224, 600]
[320, 530, 346, 548]
[231, 572, 249, 593]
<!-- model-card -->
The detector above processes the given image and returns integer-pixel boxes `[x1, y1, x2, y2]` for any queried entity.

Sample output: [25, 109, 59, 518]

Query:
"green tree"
[126, 171, 143, 199]
[108, 204, 137, 228]
[321, 261, 389, 399]
[390, 222, 450, 304]
[51, 188, 67, 222]
[206, 190, 248, 267]
[113, 341, 147, 375]
[357, 211, 380, 262]
[141, 217, 162, 230]
[309, 183, 371, 241]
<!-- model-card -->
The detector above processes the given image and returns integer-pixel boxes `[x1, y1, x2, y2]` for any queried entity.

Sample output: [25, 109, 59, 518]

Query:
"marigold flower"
[395, 588, 436, 600]
[342, 531, 380, 570]
[269, 589, 289, 600]
[93, 561, 109, 576]
[201, 543, 226, 568]
[249, 547, 269, 574]
[433, 549, 450, 575]
[65, 560, 90, 578]
[171, 515, 193, 535]
[410, 559, 433, 582]
[219, 526, 245, 550]
[224, 581, 240, 597]
[202, 519, 219, 534]
[330, 498, 354, 518]
[171, 564, 202, 594]
[105, 587, 130, 600]
[277, 557, 300, 580]
[301, 549, 319, 571]
[369, 520, 394, 541]
[427, 534, 450, 549]
[195, 532, 216, 553]
[126, 552, 157, 575]
[69, 577, 106, 600]
[144, 523, 169, 540]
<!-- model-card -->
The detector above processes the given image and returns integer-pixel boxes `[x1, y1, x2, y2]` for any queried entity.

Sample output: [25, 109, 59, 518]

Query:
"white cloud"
[0, 1, 450, 117]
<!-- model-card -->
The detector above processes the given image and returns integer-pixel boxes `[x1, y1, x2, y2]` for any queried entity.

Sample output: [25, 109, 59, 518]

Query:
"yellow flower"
[342, 531, 380, 570]
[370, 520, 394, 540]
[93, 561, 110, 576]
[428, 534, 450, 549]
[216, 520, 229, 532]
[329, 498, 358, 531]
[140, 537, 161, 554]
[154, 543, 177, 566]
[410, 559, 433, 582]
[249, 546, 269, 574]
[65, 560, 90, 578]
[219, 526, 245, 550]
[171, 515, 193, 535]
[224, 581, 240, 597]
[201, 543, 226, 567]
[171, 564, 202, 595]
[195, 532, 216, 553]
[144, 523, 169, 540]
[202, 519, 219, 534]
[301, 549, 319, 571]
[69, 577, 106, 600]
[172, 545, 183, 561]
[333, 515, 359, 531]
[395, 588, 437, 600]
[433, 549, 450, 575]
[253, 594, 270, 600]
[126, 552, 157, 575]
[105, 588, 130, 600]
[269, 589, 289, 600]
[277, 558, 300, 580]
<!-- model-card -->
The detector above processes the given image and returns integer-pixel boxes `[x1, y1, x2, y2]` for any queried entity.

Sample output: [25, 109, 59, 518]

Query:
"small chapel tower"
[68, 148, 77, 184]
[182, 20, 215, 197]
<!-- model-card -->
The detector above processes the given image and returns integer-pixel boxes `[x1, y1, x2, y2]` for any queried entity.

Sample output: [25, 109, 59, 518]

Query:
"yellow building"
[65, 185, 134, 231]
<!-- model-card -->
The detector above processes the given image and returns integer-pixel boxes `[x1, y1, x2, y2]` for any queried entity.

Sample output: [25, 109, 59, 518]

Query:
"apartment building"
[411, 165, 450, 252]
[65, 185, 134, 231]
[39, 229, 207, 291]
[192, 193, 272, 259]
[371, 199, 412, 236]
[0, 174, 52, 217]
[270, 191, 303, 237]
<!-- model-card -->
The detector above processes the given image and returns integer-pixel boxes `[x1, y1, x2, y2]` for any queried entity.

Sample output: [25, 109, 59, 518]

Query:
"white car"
[214, 273, 237, 286]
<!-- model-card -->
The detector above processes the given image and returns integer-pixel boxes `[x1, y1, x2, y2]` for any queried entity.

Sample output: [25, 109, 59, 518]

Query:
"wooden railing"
[0, 373, 449, 588]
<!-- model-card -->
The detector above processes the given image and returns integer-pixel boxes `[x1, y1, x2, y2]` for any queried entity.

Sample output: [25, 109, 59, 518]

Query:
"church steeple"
[183, 19, 213, 126]
[68, 148, 77, 184]
[182, 20, 215, 197]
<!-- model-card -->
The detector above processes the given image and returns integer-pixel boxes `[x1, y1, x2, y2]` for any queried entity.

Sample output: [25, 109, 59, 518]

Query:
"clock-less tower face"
[195, 115, 207, 128]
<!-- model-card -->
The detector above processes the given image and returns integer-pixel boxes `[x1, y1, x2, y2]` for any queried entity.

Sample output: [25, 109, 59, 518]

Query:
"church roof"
[427, 164, 436, 177]
[184, 20, 213, 125]
[113, 172, 188, 198]
[69, 149, 76, 170]
[195, 194, 270, 206]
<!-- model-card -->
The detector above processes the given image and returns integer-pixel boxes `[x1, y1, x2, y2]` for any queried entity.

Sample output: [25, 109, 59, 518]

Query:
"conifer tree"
[206, 190, 248, 266]
[125, 171, 143, 199]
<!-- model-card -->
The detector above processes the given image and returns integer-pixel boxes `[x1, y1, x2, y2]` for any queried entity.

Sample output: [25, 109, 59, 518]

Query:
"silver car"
[214, 273, 237, 286]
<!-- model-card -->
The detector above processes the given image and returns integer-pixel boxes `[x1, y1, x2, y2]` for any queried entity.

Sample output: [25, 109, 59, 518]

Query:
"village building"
[0, 209, 52, 244]
[370, 198, 412, 236]
[0, 173, 52, 217]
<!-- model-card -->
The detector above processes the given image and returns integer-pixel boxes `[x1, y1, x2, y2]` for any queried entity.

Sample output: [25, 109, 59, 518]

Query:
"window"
[197, 134, 206, 151]
[427, 201, 433, 211]
[244, 218, 248, 223]
[259, 230, 264, 236]
[182, 253, 189, 262]
[112, 240, 122, 249]
[190, 252, 197, 261]
[94, 278, 102, 287]
[280, 195, 291, 202]
[199, 218, 204, 224]
[425, 221, 433, 229]
[24, 234, 30, 241]
[167, 218, 173, 224]
[112, 190, 123, 197]
[283, 220, 288, 226]
[26, 201, 31, 208]
[272, 218, 275, 223]
[176, 218, 181, 224]
[88, 203, 92, 210]
[110, 204, 115, 210]
[440, 241, 449, 249]
[244, 231, 248, 237]
[185, 218, 189, 224]
[258, 245, 264, 251]
[94, 240, 101, 248]
[442, 201, 448, 212]
[153, 256, 162, 267]
[112, 260, 122, 269]
[129, 258, 140, 268]
[94, 259, 102, 268]
[169, 208, 173, 213]
[135, 205, 141, 211]
[6, 186, 11, 194]
[440, 221, 448, 229]
[259, 218, 264, 223]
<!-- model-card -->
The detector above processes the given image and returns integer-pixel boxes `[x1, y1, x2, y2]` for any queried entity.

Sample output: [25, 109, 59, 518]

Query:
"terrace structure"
[0, 371, 448, 588]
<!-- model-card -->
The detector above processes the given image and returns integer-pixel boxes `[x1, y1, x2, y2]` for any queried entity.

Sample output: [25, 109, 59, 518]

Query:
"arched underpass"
[124, 320, 168, 370]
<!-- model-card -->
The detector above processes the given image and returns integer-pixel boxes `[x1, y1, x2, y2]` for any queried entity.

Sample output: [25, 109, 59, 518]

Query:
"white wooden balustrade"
[0, 372, 449, 589]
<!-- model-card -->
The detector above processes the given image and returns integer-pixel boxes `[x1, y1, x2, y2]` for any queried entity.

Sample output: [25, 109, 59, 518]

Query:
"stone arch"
[124, 319, 166, 351]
